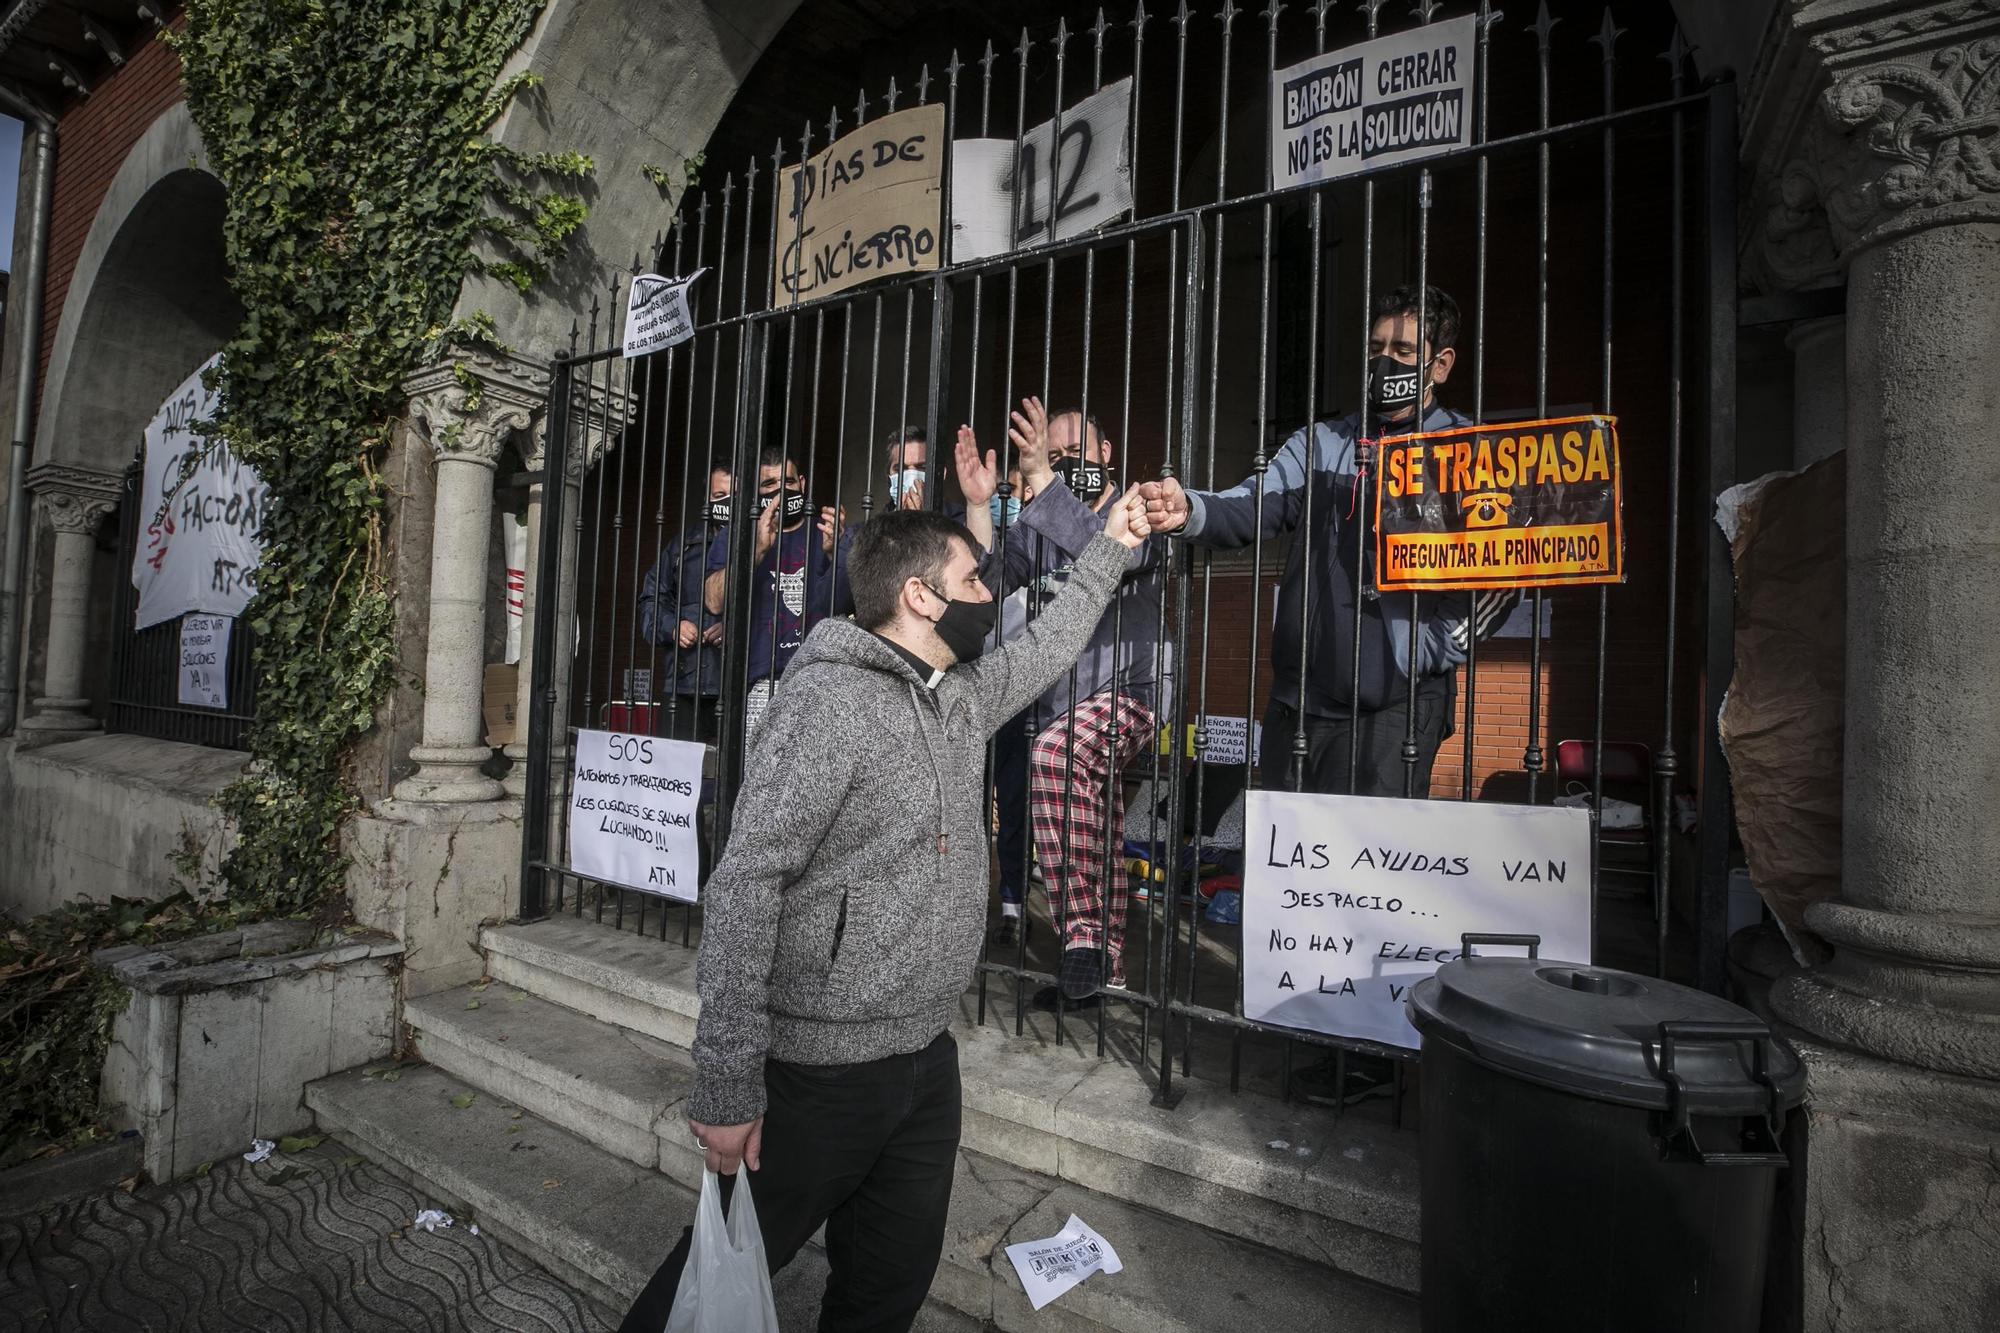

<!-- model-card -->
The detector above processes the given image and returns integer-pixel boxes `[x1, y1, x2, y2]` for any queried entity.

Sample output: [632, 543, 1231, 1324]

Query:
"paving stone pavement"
[0, 1139, 616, 1333]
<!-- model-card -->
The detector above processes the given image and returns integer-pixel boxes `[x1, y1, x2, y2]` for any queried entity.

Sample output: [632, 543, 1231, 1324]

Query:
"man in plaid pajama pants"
[959, 398, 1172, 1009]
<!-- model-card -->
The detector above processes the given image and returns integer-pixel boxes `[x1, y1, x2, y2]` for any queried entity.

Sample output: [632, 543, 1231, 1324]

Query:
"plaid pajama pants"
[1028, 691, 1156, 982]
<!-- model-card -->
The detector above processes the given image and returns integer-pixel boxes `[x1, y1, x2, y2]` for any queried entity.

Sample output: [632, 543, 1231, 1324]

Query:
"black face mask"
[1052, 455, 1107, 495]
[924, 583, 997, 663]
[760, 488, 809, 524]
[1366, 354, 1426, 416]
[705, 498, 732, 525]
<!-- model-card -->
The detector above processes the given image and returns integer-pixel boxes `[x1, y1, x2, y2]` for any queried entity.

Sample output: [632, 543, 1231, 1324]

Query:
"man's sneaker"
[990, 916, 1022, 950]
[1058, 946, 1103, 1000]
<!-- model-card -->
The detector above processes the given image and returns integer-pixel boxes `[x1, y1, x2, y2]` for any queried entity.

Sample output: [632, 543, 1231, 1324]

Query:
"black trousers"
[1260, 675, 1452, 798]
[618, 1031, 962, 1333]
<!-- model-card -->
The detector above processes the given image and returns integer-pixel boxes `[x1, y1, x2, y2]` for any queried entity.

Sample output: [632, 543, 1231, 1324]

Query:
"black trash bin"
[1407, 935, 1804, 1333]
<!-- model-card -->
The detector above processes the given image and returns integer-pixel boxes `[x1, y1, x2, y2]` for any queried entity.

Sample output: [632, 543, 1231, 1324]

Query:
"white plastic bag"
[663, 1169, 780, 1333]
[1555, 785, 1645, 831]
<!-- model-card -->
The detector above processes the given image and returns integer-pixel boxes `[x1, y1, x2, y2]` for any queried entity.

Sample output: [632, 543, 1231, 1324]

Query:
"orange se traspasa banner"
[1373, 414, 1624, 593]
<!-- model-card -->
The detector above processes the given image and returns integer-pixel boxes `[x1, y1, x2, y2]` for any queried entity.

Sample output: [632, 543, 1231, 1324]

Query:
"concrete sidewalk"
[0, 1138, 615, 1332]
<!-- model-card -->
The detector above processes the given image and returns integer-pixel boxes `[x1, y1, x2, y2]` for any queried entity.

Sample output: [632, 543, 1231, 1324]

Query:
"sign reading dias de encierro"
[1373, 414, 1625, 593]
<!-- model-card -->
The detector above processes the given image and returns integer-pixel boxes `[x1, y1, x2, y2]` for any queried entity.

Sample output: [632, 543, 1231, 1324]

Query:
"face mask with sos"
[1366, 355, 1431, 416]
[1051, 455, 1107, 495]
[759, 488, 810, 524]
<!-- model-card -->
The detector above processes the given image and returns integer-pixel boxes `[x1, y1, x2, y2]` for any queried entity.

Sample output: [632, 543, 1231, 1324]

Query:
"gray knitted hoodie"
[688, 532, 1134, 1125]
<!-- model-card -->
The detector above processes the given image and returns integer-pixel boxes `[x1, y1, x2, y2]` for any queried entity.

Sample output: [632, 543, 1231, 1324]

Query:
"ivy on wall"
[169, 0, 591, 916]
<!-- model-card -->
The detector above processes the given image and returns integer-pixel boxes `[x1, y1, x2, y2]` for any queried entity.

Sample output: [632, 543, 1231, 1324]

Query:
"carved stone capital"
[27, 462, 122, 534]
[402, 348, 551, 469]
[1742, 0, 2000, 288]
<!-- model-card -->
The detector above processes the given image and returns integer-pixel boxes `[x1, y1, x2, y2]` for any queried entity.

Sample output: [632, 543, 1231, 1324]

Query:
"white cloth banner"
[567, 729, 704, 901]
[177, 614, 233, 711]
[1268, 15, 1476, 190]
[951, 77, 1134, 262]
[1003, 1214, 1123, 1312]
[623, 269, 706, 358]
[132, 356, 266, 632]
[1242, 791, 1591, 1049]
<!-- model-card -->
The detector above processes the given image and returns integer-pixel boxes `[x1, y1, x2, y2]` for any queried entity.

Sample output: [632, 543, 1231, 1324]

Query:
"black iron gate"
[521, 0, 1737, 1116]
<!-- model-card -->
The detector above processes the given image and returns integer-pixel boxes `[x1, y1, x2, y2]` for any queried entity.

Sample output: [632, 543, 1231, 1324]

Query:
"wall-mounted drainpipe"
[0, 86, 55, 736]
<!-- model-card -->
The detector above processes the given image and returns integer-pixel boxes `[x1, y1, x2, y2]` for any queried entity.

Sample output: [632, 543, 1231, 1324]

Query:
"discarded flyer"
[1003, 1213, 1123, 1312]
[243, 1139, 275, 1164]
[413, 1208, 455, 1233]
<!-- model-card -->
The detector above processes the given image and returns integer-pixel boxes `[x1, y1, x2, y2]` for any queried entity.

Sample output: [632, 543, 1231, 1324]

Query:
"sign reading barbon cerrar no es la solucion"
[1374, 414, 1625, 593]
[1269, 14, 1477, 189]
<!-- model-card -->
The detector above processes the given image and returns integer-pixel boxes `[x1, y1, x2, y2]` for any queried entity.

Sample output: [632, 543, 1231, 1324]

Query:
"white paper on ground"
[413, 1209, 454, 1233]
[243, 1139, 275, 1163]
[1003, 1213, 1123, 1311]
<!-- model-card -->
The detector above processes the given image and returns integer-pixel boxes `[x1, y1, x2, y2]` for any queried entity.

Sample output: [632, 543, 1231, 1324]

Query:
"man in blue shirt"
[1140, 285, 1516, 799]
[637, 463, 731, 739]
[702, 448, 846, 736]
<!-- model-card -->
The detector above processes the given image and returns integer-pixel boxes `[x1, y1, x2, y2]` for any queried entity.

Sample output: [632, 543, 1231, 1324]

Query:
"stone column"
[1745, 7, 2000, 1327]
[499, 469, 542, 799]
[390, 352, 546, 805]
[17, 465, 121, 740]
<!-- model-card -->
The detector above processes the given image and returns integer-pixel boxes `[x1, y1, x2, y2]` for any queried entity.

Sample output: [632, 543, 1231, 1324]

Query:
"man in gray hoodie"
[618, 488, 1152, 1333]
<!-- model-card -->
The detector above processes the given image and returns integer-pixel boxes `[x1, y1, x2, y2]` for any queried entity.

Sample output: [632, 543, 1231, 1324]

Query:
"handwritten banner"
[623, 269, 706, 358]
[774, 104, 945, 305]
[952, 76, 1134, 262]
[178, 614, 233, 711]
[1374, 414, 1624, 593]
[1242, 791, 1590, 1049]
[1269, 14, 1476, 190]
[133, 356, 267, 631]
[567, 729, 703, 901]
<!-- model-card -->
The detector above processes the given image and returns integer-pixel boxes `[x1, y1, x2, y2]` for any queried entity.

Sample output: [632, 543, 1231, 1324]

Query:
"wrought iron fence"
[104, 457, 259, 750]
[520, 0, 1738, 1118]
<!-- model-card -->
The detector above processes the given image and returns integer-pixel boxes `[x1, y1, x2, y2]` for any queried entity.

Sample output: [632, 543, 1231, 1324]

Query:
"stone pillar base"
[1786, 1039, 2000, 1332]
[500, 741, 528, 798]
[390, 745, 505, 804]
[16, 698, 101, 748]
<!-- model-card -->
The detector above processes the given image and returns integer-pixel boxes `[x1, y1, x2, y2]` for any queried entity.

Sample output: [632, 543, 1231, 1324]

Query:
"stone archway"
[20, 101, 241, 732]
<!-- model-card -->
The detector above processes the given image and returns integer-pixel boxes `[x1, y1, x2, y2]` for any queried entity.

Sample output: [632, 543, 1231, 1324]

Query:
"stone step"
[483, 913, 701, 1048]
[306, 1063, 1412, 1331]
[406, 984, 695, 1174]
[481, 918, 1424, 1293]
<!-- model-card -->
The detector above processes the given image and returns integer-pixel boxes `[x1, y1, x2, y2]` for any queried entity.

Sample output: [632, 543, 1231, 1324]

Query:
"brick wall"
[37, 15, 188, 404]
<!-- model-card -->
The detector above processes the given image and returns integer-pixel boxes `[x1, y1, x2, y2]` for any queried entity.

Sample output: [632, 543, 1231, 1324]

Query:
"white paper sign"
[133, 356, 267, 632]
[178, 614, 233, 710]
[1269, 15, 1476, 190]
[1242, 791, 1590, 1049]
[1004, 1214, 1123, 1312]
[623, 269, 706, 358]
[952, 77, 1134, 262]
[567, 729, 704, 901]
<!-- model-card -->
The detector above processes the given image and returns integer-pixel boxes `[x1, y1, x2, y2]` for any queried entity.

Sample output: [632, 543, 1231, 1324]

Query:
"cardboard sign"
[952, 77, 1135, 262]
[1270, 15, 1476, 190]
[1242, 791, 1591, 1049]
[623, 269, 706, 358]
[774, 104, 945, 305]
[1374, 414, 1624, 592]
[178, 614, 233, 710]
[133, 356, 267, 631]
[567, 729, 703, 901]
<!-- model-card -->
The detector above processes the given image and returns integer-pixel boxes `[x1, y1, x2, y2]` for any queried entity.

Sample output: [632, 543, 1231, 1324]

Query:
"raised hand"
[1008, 396, 1054, 492]
[954, 425, 998, 506]
[753, 493, 781, 560]
[1104, 488, 1152, 550]
[818, 504, 844, 557]
[1138, 477, 1190, 534]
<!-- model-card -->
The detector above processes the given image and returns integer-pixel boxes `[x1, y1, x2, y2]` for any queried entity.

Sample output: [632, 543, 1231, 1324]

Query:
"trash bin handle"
[1460, 933, 1540, 959]
[1657, 1020, 1789, 1168]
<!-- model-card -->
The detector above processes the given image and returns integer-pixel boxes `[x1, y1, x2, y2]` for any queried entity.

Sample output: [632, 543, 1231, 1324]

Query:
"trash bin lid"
[1408, 956, 1805, 1115]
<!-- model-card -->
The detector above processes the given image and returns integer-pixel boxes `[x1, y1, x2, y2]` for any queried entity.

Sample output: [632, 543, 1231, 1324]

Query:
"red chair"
[1555, 740, 1658, 917]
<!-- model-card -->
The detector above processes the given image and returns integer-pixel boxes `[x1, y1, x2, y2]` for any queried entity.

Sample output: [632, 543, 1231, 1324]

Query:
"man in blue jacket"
[1140, 285, 1516, 799]
[637, 463, 731, 739]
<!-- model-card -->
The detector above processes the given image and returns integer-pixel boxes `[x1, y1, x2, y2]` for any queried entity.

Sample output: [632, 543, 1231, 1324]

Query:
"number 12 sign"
[950, 77, 1134, 262]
